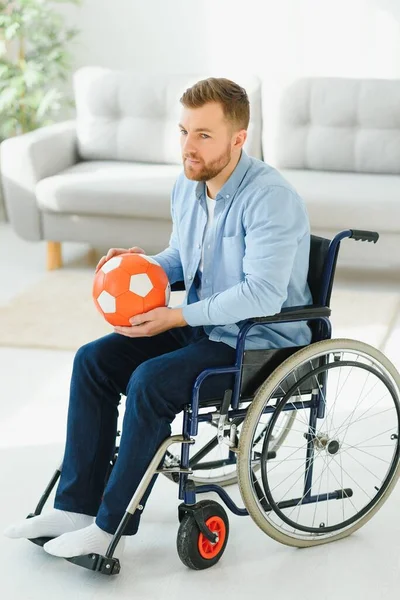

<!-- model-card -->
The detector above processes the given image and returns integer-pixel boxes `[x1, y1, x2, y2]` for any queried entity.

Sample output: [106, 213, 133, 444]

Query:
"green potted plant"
[0, 0, 81, 140]
[0, 0, 80, 220]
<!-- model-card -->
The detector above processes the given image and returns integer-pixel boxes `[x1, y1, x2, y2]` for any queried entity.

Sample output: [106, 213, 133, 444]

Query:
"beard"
[183, 145, 232, 181]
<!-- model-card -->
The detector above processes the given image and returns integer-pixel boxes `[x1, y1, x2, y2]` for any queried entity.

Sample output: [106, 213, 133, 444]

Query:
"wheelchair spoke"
[331, 389, 390, 441]
[311, 453, 329, 529]
[238, 341, 400, 544]
[342, 444, 391, 464]
[327, 351, 344, 434]
[330, 453, 374, 504]
[171, 410, 294, 486]
[283, 453, 335, 520]
[328, 376, 378, 441]
[338, 449, 345, 524]
[340, 445, 390, 479]
[269, 451, 314, 497]
[266, 441, 308, 474]
[340, 426, 396, 450]
[281, 376, 309, 429]
[338, 405, 394, 429]
[322, 456, 362, 515]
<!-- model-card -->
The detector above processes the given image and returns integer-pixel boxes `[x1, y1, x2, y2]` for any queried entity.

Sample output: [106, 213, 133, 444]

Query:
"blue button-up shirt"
[153, 150, 313, 350]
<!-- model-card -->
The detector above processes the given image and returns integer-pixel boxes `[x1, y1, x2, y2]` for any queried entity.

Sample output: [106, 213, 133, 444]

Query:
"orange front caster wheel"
[176, 500, 229, 570]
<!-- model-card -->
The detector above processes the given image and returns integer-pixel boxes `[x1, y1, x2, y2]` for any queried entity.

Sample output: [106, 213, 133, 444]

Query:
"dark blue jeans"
[54, 326, 236, 535]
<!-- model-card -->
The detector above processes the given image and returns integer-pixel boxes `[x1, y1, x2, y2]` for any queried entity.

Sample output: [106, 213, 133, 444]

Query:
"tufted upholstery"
[2, 71, 400, 269]
[276, 77, 400, 174]
[73, 67, 263, 164]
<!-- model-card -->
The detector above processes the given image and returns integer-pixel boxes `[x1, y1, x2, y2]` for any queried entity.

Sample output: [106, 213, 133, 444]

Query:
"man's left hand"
[114, 307, 187, 338]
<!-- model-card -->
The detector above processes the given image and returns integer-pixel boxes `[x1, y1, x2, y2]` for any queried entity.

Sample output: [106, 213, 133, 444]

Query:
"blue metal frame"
[178, 230, 355, 511]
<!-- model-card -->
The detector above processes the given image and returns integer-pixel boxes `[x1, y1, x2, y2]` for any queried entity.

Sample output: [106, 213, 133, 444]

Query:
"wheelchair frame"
[26, 228, 381, 575]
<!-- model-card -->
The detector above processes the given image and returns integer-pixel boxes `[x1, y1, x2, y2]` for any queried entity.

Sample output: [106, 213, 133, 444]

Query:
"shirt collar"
[195, 150, 251, 201]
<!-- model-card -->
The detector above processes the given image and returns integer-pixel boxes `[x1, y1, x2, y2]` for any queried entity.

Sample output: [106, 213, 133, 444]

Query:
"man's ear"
[233, 129, 247, 150]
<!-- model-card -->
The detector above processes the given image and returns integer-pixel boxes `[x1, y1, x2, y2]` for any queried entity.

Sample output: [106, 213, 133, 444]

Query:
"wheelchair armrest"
[249, 304, 331, 324]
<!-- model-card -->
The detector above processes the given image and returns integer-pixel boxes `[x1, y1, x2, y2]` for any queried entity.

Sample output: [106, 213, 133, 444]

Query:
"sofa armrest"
[0, 120, 78, 241]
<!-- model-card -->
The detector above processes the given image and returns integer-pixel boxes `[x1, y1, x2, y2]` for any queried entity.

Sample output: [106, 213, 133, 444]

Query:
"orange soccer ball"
[93, 253, 171, 326]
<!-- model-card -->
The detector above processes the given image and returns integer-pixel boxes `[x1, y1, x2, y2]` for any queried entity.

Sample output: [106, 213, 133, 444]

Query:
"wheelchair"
[25, 229, 400, 575]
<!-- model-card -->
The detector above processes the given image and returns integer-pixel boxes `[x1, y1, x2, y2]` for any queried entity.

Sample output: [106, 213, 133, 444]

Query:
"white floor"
[0, 223, 400, 600]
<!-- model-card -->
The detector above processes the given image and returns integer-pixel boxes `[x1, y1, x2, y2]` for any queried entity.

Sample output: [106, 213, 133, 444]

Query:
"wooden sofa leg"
[47, 241, 63, 270]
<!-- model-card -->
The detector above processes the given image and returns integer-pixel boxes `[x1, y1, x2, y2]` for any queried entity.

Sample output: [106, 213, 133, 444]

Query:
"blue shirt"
[153, 150, 313, 350]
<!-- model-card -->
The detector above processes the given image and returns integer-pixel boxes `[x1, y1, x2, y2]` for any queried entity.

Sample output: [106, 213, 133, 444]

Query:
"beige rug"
[0, 268, 399, 357]
[0, 270, 113, 351]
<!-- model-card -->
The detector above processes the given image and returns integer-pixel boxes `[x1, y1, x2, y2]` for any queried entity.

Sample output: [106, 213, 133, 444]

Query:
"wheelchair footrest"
[26, 533, 121, 575]
[28, 535, 54, 547]
[25, 512, 121, 575]
[66, 553, 121, 575]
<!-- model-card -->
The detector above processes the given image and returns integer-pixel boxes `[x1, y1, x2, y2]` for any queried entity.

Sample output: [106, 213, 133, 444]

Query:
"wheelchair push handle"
[349, 230, 379, 243]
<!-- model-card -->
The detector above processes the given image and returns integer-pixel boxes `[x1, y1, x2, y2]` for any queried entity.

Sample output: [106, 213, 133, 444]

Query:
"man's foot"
[3, 508, 94, 540]
[43, 523, 126, 558]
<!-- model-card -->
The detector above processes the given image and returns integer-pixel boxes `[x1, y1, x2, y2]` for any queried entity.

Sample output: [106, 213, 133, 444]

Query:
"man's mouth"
[185, 157, 200, 164]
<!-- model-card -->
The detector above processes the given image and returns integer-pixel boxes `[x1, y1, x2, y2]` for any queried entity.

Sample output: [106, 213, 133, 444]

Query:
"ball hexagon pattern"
[92, 253, 171, 326]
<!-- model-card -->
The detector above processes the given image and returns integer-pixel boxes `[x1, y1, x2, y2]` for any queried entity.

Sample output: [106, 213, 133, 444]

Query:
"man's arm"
[182, 186, 310, 326]
[150, 181, 184, 285]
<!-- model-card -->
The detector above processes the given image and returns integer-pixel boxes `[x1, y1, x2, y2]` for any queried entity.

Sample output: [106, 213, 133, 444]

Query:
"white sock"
[43, 523, 126, 558]
[3, 508, 94, 540]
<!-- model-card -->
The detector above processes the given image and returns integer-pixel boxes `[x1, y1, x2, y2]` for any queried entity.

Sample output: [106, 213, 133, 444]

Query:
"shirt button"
[207, 244, 211, 249]
[188, 275, 193, 280]
[205, 279, 209, 283]
[197, 244, 201, 249]
[226, 194, 230, 198]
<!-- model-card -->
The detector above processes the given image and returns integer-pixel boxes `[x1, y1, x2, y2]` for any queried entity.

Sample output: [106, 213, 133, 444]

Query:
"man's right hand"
[95, 246, 146, 273]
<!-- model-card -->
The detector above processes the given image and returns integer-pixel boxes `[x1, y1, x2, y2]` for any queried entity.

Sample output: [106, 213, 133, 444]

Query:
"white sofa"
[0, 67, 262, 268]
[1, 68, 399, 271]
[274, 77, 400, 271]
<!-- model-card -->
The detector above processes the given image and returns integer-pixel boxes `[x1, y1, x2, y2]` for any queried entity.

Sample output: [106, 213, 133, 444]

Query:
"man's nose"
[182, 134, 197, 155]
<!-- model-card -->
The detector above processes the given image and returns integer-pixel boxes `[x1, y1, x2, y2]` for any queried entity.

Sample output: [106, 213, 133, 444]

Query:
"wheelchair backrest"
[308, 235, 338, 306]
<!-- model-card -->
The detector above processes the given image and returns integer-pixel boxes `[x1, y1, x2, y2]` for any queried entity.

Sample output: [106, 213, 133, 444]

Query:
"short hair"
[180, 77, 250, 130]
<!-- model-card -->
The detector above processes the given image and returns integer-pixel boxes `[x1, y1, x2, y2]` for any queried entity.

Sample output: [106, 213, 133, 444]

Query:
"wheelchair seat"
[198, 347, 302, 410]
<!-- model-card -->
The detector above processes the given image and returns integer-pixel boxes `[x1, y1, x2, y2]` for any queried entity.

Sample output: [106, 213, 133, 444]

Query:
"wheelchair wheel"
[176, 500, 229, 569]
[165, 410, 296, 487]
[237, 338, 400, 548]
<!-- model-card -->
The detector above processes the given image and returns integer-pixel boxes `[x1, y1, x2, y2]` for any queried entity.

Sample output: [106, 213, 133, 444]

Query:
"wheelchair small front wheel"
[176, 500, 229, 570]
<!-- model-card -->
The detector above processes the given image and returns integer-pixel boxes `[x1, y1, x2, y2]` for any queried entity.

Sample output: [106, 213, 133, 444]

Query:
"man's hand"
[95, 246, 145, 273]
[114, 307, 187, 338]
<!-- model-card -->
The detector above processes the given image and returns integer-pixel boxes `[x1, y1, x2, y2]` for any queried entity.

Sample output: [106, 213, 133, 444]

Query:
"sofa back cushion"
[275, 77, 400, 174]
[74, 67, 262, 164]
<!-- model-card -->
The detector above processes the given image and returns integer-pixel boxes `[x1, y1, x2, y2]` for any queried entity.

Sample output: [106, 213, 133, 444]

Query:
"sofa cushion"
[275, 78, 400, 174]
[74, 67, 262, 164]
[281, 168, 400, 233]
[36, 161, 182, 219]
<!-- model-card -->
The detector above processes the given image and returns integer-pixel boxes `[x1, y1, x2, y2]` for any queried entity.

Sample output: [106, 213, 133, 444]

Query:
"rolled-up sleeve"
[182, 186, 309, 326]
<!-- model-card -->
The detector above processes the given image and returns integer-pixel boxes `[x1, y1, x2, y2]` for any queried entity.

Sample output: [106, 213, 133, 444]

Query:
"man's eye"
[180, 130, 187, 135]
[201, 134, 210, 139]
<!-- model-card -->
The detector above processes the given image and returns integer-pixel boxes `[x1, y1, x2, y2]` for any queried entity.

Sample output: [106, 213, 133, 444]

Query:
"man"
[4, 78, 313, 558]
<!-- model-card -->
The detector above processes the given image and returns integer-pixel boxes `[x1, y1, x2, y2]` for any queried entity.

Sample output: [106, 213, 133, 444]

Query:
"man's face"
[179, 102, 238, 181]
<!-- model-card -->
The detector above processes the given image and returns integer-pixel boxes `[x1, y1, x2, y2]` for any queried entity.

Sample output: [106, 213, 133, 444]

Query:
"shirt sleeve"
[182, 186, 309, 326]
[150, 181, 184, 285]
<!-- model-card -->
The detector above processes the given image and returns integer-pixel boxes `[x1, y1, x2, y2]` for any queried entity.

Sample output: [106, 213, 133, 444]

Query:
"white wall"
[62, 0, 400, 77]
[60, 0, 210, 74]
[59, 0, 400, 161]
